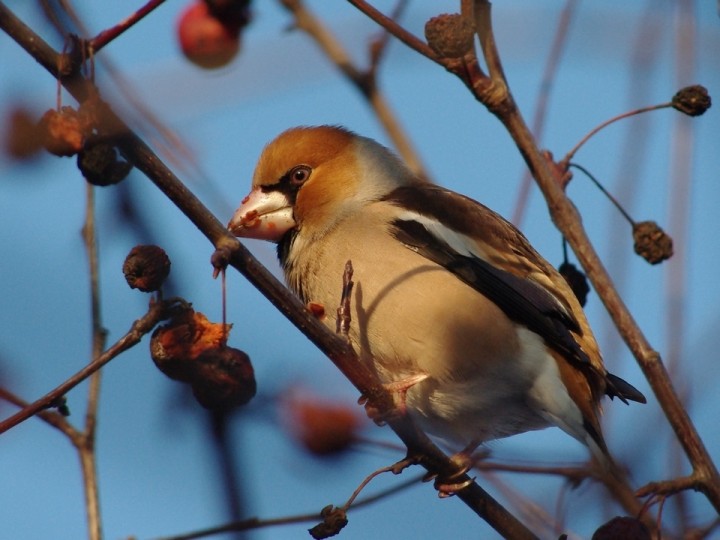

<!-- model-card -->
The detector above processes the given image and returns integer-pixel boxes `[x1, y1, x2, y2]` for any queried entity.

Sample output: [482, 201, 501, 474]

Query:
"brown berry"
[78, 142, 132, 186]
[4, 107, 43, 159]
[592, 516, 651, 540]
[123, 245, 171, 292]
[672, 85, 711, 117]
[558, 261, 590, 307]
[309, 505, 348, 540]
[424, 14, 475, 58]
[150, 307, 231, 381]
[285, 394, 361, 456]
[633, 221, 673, 265]
[37, 107, 86, 157]
[191, 346, 256, 410]
[177, 1, 242, 69]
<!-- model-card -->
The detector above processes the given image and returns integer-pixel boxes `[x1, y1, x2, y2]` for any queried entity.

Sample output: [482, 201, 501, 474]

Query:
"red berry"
[283, 393, 362, 456]
[177, 1, 241, 69]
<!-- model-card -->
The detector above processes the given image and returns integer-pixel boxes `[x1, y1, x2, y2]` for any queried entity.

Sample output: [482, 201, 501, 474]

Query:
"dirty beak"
[227, 187, 296, 242]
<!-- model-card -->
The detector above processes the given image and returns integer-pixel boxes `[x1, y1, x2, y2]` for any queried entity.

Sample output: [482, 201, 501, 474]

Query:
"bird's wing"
[383, 184, 646, 405]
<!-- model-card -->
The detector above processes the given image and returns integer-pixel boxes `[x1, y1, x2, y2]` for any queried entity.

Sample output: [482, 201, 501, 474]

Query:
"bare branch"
[0, 297, 173, 434]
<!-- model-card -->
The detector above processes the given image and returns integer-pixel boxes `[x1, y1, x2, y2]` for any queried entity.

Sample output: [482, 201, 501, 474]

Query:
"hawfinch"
[228, 126, 645, 463]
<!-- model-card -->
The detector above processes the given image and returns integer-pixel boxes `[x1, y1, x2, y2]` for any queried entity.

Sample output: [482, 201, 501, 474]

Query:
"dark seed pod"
[672, 85, 711, 117]
[633, 221, 673, 265]
[309, 505, 348, 540]
[77, 142, 132, 186]
[424, 14, 475, 58]
[123, 245, 171, 292]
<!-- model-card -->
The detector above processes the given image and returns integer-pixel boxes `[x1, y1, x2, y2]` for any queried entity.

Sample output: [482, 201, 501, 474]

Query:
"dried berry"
[592, 516, 651, 540]
[177, 1, 243, 69]
[78, 142, 132, 186]
[150, 307, 231, 382]
[191, 346, 256, 410]
[672, 85, 711, 117]
[558, 261, 590, 307]
[4, 107, 43, 159]
[284, 393, 361, 456]
[123, 245, 171, 292]
[633, 221, 673, 265]
[309, 505, 348, 540]
[37, 107, 86, 157]
[424, 13, 475, 58]
[150, 307, 255, 410]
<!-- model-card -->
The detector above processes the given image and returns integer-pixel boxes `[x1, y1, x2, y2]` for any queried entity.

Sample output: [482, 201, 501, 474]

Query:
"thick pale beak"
[227, 187, 296, 242]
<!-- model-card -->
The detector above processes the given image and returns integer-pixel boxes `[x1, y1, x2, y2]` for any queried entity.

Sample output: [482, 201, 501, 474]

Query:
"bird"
[228, 125, 645, 468]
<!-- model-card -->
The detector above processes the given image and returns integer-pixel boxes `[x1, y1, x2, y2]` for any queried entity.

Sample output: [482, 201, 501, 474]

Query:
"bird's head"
[228, 125, 418, 242]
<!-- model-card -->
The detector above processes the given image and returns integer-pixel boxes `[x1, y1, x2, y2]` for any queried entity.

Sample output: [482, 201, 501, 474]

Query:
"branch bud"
[633, 221, 673, 265]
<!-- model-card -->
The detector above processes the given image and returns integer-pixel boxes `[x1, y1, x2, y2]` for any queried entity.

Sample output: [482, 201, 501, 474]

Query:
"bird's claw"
[358, 372, 430, 425]
[435, 476, 476, 498]
[423, 450, 481, 497]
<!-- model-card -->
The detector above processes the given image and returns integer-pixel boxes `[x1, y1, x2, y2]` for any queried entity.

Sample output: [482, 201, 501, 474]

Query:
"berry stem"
[569, 162, 635, 225]
[560, 102, 672, 168]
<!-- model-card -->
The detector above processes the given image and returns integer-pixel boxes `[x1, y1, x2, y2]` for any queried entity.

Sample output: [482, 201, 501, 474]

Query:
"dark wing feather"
[606, 373, 647, 404]
[390, 218, 592, 367]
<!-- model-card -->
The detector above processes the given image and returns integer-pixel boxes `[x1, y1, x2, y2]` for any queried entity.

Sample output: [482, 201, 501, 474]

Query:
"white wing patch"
[395, 211, 490, 261]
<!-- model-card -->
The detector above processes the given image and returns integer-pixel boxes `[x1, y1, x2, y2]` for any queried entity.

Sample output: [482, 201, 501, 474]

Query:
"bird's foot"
[423, 448, 487, 498]
[358, 372, 429, 425]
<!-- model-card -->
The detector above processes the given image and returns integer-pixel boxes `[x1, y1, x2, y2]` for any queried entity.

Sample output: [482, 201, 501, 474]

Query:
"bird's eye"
[288, 165, 311, 185]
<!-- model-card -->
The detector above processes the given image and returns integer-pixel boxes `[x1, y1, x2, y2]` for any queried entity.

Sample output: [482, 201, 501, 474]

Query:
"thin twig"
[666, 0, 697, 531]
[512, 0, 578, 226]
[336, 260, 354, 336]
[560, 102, 672, 168]
[367, 0, 408, 70]
[88, 0, 167, 53]
[80, 180, 106, 540]
[345, 0, 439, 63]
[153, 475, 421, 540]
[0, 387, 79, 441]
[341, 463, 400, 510]
[0, 298, 173, 435]
[569, 162, 635, 225]
[280, 0, 429, 178]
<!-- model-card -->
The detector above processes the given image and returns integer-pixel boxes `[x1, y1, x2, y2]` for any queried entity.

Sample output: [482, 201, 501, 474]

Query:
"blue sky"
[1, 1, 719, 538]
